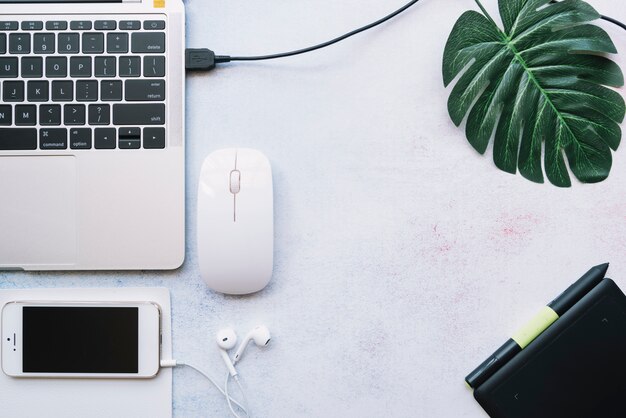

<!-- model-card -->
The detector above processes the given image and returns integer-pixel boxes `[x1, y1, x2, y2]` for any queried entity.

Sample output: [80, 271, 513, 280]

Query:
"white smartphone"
[1, 301, 161, 379]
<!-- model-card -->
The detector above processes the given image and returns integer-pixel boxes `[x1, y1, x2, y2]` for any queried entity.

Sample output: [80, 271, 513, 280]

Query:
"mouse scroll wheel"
[230, 170, 241, 194]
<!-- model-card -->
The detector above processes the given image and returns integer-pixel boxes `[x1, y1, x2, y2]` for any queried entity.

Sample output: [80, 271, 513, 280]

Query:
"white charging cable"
[160, 360, 249, 417]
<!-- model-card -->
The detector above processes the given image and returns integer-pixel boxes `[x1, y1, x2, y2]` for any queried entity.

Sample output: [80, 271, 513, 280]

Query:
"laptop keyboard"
[0, 17, 167, 151]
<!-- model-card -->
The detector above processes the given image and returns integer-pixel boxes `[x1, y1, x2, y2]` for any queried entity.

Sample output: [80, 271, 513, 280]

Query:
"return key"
[126, 80, 166, 101]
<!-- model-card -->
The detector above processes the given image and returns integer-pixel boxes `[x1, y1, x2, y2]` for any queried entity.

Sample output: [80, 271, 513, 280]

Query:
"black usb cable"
[185, 0, 626, 72]
[185, 0, 422, 71]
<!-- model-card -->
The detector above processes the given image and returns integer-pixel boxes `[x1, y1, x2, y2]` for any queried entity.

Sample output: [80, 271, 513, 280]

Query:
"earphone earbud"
[232, 325, 271, 364]
[216, 328, 239, 377]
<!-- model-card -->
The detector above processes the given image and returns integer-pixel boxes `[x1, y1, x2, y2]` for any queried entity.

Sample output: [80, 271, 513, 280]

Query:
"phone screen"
[22, 307, 138, 374]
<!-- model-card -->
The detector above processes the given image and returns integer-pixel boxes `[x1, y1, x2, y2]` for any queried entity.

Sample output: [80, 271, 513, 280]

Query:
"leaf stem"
[473, 0, 500, 29]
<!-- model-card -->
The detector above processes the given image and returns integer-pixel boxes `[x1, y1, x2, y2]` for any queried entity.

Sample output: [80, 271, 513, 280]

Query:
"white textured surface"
[2, 0, 626, 416]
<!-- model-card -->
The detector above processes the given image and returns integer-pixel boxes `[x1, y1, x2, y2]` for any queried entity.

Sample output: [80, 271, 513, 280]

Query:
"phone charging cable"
[160, 359, 250, 417]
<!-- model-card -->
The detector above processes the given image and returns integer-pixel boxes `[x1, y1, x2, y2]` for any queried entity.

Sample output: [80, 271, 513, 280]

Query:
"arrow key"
[119, 139, 140, 149]
[95, 128, 116, 149]
[143, 127, 165, 149]
[119, 127, 140, 139]
[119, 127, 140, 149]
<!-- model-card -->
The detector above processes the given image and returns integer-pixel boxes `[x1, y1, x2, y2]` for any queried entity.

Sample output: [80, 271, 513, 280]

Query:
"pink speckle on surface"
[425, 223, 458, 260]
[493, 213, 541, 241]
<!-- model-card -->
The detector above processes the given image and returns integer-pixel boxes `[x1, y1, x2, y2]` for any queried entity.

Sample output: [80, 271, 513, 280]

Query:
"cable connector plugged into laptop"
[185, 48, 231, 71]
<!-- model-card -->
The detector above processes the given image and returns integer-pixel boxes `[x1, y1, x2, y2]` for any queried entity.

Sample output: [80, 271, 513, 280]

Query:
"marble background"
[2, 0, 626, 416]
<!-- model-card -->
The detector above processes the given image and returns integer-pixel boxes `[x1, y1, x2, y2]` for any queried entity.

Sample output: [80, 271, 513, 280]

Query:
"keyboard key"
[71, 21, 92, 31]
[132, 32, 165, 53]
[21, 57, 43, 78]
[46, 21, 67, 31]
[125, 79, 165, 101]
[28, 81, 49, 102]
[107, 32, 129, 53]
[113, 104, 165, 125]
[120, 21, 141, 31]
[9, 33, 30, 54]
[52, 80, 73, 101]
[101, 80, 122, 101]
[58, 33, 79, 54]
[0, 34, 5, 54]
[119, 127, 140, 138]
[76, 80, 98, 101]
[95, 56, 116, 77]
[34, 33, 55, 54]
[119, 127, 141, 150]
[70, 56, 92, 77]
[88, 104, 110, 125]
[144, 20, 166, 30]
[46, 57, 67, 77]
[143, 127, 165, 149]
[0, 105, 12, 125]
[0, 22, 18, 31]
[143, 56, 165, 77]
[82, 33, 104, 54]
[0, 128, 37, 150]
[3, 81, 24, 101]
[40, 128, 67, 149]
[40, 105, 62, 125]
[94, 20, 116, 31]
[0, 57, 18, 77]
[70, 128, 92, 149]
[119, 56, 141, 77]
[95, 128, 116, 149]
[15, 105, 37, 126]
[21, 21, 43, 31]
[64, 104, 86, 125]
[119, 139, 141, 149]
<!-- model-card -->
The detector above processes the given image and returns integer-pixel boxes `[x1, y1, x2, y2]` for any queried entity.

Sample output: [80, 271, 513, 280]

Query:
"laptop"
[0, 0, 185, 271]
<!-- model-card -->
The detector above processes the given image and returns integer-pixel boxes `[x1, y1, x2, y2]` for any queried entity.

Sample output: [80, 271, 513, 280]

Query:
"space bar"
[0, 128, 37, 150]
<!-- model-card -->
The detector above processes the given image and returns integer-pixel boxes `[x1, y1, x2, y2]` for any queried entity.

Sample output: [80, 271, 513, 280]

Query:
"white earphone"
[160, 325, 272, 418]
[216, 328, 240, 377]
[216, 325, 271, 373]
[233, 325, 271, 364]
[216, 325, 272, 418]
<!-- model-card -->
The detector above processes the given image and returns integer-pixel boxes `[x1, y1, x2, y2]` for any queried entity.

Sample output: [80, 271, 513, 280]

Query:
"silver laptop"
[0, 0, 185, 271]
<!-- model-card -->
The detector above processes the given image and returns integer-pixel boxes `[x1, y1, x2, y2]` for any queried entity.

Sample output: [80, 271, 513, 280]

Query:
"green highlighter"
[465, 263, 609, 389]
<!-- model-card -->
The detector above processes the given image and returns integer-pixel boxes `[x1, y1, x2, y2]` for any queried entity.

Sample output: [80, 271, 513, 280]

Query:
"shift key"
[113, 104, 165, 125]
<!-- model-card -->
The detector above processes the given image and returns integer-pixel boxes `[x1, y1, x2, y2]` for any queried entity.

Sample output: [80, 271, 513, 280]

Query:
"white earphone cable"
[235, 376, 250, 414]
[225, 373, 251, 417]
[161, 360, 248, 415]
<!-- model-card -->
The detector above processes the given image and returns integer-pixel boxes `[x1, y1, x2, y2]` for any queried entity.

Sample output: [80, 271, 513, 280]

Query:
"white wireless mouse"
[197, 148, 274, 295]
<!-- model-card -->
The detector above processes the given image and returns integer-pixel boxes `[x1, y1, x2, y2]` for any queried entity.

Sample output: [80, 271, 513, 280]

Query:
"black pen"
[465, 263, 609, 389]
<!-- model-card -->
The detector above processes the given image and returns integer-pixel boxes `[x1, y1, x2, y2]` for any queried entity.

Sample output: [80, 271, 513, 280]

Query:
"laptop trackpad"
[0, 156, 77, 268]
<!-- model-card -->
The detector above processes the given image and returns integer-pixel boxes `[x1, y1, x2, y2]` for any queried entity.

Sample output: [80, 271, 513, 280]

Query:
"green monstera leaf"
[443, 0, 625, 187]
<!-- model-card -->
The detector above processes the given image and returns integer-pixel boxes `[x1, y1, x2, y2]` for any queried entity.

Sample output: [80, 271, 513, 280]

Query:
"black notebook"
[474, 278, 626, 418]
